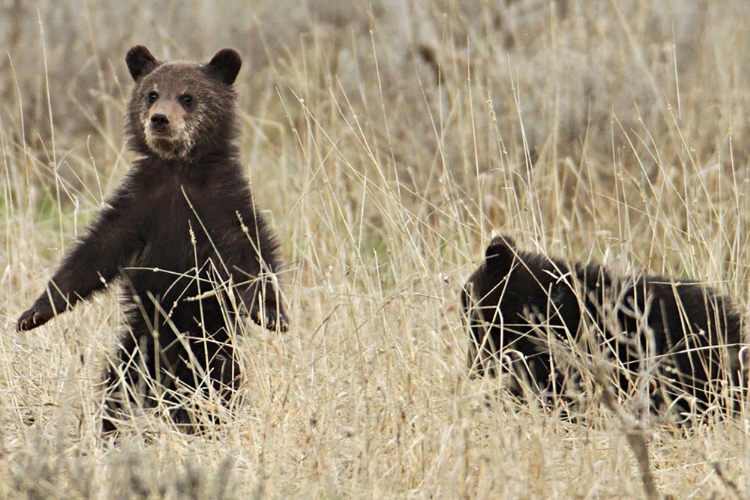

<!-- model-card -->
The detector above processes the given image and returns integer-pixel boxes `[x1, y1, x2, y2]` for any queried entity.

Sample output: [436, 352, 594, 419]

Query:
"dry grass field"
[1, 1, 749, 498]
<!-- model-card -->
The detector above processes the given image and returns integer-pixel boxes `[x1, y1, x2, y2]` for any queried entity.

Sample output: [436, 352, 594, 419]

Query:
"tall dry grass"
[1, 0, 749, 497]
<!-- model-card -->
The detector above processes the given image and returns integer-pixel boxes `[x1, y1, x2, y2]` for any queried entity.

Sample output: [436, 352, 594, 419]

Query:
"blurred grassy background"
[1, 0, 749, 497]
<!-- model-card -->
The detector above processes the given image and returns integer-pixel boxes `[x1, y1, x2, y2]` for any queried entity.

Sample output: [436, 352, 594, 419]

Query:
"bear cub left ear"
[207, 49, 242, 85]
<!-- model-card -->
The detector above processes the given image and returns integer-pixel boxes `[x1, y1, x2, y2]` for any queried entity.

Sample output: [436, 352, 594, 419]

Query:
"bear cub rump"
[18, 46, 288, 433]
[462, 236, 747, 418]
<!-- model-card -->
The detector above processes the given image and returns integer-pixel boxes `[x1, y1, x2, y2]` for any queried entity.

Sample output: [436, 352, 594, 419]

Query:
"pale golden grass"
[1, 1, 749, 498]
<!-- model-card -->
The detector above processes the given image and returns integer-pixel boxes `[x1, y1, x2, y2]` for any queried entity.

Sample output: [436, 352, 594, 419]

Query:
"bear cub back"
[462, 236, 747, 419]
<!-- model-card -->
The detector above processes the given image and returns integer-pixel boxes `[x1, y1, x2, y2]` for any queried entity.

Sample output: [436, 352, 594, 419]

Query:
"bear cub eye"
[148, 91, 159, 103]
[180, 94, 194, 107]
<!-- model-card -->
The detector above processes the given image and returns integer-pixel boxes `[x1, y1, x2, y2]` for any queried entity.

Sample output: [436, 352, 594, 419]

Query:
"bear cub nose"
[151, 114, 169, 127]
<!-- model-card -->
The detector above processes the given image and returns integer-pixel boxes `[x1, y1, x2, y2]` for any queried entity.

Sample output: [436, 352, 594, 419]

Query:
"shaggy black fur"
[18, 46, 288, 433]
[462, 235, 747, 418]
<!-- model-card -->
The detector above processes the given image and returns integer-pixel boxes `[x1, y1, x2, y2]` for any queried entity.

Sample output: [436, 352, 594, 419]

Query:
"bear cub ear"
[485, 235, 515, 261]
[126, 45, 160, 82]
[207, 49, 242, 85]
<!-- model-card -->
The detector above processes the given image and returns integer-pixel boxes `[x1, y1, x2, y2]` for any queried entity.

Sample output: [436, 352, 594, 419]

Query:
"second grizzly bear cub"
[462, 236, 747, 418]
[18, 46, 288, 433]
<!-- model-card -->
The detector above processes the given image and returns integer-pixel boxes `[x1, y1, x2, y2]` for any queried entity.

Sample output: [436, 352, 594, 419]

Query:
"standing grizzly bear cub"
[462, 236, 747, 418]
[18, 46, 288, 433]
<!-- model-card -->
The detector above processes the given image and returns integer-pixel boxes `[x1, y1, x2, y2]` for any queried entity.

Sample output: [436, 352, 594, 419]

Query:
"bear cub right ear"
[485, 235, 515, 260]
[126, 45, 159, 82]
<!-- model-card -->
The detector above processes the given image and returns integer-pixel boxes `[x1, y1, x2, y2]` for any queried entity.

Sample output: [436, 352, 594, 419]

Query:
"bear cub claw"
[17, 305, 54, 331]
[250, 303, 289, 332]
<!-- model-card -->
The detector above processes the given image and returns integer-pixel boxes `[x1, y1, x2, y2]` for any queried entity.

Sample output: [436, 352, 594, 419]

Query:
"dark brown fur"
[462, 236, 747, 418]
[18, 46, 288, 433]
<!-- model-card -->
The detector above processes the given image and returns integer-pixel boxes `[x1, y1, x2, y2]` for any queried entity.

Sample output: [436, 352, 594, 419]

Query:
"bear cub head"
[125, 45, 243, 160]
